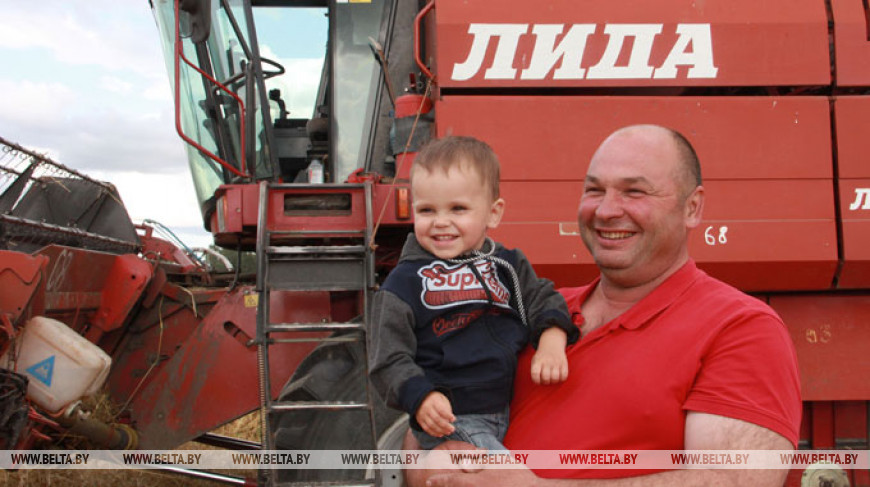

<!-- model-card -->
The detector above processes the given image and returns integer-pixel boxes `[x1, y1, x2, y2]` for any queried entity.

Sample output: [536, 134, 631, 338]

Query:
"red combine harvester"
[2, 0, 869, 485]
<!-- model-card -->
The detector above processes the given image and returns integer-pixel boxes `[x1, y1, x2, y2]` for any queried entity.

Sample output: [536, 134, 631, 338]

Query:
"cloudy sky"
[0, 1, 325, 249]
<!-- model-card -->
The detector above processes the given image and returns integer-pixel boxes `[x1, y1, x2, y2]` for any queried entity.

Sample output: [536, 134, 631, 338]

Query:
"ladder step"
[267, 322, 364, 333]
[269, 401, 370, 412]
[266, 182, 367, 191]
[267, 245, 366, 255]
[266, 259, 367, 291]
[269, 336, 362, 344]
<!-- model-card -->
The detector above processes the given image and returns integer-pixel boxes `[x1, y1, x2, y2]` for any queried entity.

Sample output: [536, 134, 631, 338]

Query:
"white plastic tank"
[0, 316, 112, 413]
[307, 159, 324, 184]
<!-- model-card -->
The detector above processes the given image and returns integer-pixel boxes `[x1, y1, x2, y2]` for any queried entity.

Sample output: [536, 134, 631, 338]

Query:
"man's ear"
[488, 198, 506, 229]
[684, 186, 705, 228]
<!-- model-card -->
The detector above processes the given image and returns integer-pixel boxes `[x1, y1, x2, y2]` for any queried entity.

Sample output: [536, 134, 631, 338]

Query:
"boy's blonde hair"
[411, 136, 501, 200]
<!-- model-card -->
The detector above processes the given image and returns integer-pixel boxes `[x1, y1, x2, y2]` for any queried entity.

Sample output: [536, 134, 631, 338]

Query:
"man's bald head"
[599, 125, 702, 199]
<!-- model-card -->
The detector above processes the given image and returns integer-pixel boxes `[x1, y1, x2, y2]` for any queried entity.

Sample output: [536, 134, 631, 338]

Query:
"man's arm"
[423, 411, 793, 487]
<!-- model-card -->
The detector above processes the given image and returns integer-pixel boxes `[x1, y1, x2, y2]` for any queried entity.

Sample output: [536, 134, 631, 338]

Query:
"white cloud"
[0, 75, 186, 176]
[0, 79, 75, 126]
[100, 76, 134, 94]
[0, 104, 186, 175]
[144, 79, 173, 102]
[0, 2, 164, 79]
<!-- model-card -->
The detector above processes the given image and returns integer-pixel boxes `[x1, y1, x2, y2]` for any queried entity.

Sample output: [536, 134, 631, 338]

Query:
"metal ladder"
[254, 181, 380, 486]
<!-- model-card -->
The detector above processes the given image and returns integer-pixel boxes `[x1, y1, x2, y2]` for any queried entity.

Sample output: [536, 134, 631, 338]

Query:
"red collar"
[568, 260, 702, 340]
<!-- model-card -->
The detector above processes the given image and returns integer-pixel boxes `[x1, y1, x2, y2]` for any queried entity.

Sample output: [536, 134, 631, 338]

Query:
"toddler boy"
[368, 136, 578, 451]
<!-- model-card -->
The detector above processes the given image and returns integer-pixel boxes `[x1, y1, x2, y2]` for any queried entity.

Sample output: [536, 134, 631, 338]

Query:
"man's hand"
[417, 391, 456, 437]
[531, 327, 569, 385]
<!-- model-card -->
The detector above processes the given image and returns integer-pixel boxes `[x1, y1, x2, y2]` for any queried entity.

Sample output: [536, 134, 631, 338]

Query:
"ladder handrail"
[255, 180, 274, 453]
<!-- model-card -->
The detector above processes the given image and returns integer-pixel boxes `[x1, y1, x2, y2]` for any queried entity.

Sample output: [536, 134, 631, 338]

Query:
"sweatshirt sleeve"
[367, 289, 435, 415]
[513, 248, 579, 347]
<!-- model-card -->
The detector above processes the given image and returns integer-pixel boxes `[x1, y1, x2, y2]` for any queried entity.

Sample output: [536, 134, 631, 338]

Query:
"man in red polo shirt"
[415, 125, 801, 487]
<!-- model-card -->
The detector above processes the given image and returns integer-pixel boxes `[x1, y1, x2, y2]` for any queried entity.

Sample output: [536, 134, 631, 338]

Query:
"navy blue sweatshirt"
[368, 235, 576, 428]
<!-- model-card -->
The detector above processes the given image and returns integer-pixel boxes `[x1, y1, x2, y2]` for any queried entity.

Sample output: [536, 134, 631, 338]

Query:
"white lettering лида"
[452, 23, 718, 81]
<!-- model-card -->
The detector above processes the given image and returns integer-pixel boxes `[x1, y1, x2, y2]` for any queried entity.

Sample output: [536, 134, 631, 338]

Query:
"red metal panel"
[834, 98, 870, 288]
[0, 251, 47, 325]
[436, 96, 832, 181]
[110, 287, 326, 450]
[839, 179, 870, 288]
[771, 294, 870, 401]
[811, 402, 836, 449]
[831, 0, 870, 86]
[832, 401, 868, 444]
[432, 0, 829, 88]
[212, 183, 258, 247]
[692, 179, 837, 291]
[216, 183, 246, 233]
[107, 287, 226, 401]
[702, 180, 834, 221]
[266, 186, 368, 235]
[499, 182, 581, 223]
[694, 230, 837, 291]
[834, 97, 870, 178]
[212, 184, 373, 244]
[28, 246, 153, 336]
[91, 254, 152, 336]
[792, 401, 869, 451]
[371, 181, 413, 226]
[438, 96, 836, 291]
[496, 180, 838, 290]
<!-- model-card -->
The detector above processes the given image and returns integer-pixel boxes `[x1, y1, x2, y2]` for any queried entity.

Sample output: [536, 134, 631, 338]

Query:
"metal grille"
[0, 136, 141, 254]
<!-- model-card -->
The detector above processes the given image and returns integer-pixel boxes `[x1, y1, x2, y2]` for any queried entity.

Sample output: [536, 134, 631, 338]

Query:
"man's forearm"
[427, 466, 788, 487]
[542, 468, 787, 487]
[420, 414, 794, 487]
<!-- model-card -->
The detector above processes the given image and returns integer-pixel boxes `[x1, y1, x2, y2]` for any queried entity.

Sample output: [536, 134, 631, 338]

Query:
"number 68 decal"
[704, 226, 728, 246]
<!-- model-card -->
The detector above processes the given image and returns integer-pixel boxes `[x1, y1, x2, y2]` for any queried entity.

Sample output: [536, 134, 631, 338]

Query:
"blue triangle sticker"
[26, 355, 55, 387]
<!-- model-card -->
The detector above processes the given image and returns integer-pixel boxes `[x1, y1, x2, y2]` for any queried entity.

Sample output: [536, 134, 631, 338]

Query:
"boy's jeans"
[411, 406, 509, 452]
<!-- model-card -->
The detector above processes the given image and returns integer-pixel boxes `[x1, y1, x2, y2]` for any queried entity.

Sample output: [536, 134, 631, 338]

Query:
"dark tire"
[270, 331, 403, 483]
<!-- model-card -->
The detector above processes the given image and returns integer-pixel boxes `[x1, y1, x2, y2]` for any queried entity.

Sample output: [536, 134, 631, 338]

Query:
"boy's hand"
[416, 391, 456, 437]
[531, 327, 569, 385]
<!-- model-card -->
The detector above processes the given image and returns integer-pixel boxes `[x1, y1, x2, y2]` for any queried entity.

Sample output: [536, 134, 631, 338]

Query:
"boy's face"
[411, 162, 505, 260]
